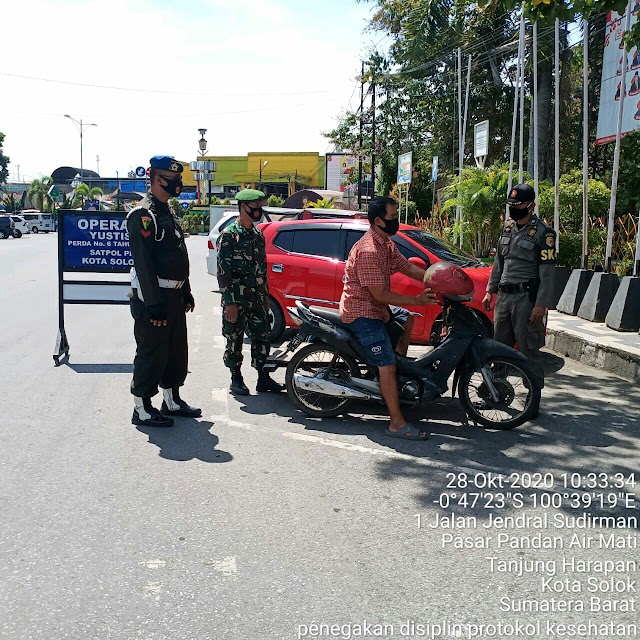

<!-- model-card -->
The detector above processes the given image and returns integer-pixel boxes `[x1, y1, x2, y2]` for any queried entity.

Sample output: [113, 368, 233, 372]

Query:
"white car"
[7, 215, 30, 238]
[206, 212, 241, 277]
[20, 210, 55, 233]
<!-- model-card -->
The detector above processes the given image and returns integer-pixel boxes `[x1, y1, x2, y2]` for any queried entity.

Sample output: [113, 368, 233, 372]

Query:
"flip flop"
[385, 423, 430, 440]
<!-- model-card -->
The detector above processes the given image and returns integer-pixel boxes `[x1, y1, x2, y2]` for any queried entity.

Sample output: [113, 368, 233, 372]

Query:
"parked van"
[20, 210, 55, 233]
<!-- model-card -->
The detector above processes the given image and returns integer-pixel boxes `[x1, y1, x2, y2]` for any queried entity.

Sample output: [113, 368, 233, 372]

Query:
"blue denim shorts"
[348, 307, 408, 367]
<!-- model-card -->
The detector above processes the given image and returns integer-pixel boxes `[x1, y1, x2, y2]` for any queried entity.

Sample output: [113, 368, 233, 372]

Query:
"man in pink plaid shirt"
[339, 197, 438, 441]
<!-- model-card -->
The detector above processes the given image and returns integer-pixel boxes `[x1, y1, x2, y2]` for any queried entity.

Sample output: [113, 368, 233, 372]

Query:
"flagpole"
[606, 4, 632, 272]
[582, 19, 590, 269]
[554, 18, 561, 252]
[509, 15, 524, 214]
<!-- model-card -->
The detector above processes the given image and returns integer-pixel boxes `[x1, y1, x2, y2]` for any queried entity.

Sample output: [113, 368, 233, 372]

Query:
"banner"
[397, 152, 413, 185]
[62, 212, 132, 272]
[325, 153, 357, 191]
[596, 3, 640, 144]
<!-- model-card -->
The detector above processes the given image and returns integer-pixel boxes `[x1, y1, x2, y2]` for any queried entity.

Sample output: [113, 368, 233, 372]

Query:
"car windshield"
[402, 229, 484, 267]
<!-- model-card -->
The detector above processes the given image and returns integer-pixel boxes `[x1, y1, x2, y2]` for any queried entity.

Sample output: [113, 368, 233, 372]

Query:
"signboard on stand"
[53, 210, 133, 365]
[397, 152, 413, 185]
[596, 4, 640, 144]
[474, 120, 489, 167]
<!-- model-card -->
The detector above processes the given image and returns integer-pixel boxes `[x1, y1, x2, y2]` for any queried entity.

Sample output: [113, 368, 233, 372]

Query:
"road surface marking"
[139, 559, 166, 569]
[203, 556, 237, 575]
[192, 314, 204, 353]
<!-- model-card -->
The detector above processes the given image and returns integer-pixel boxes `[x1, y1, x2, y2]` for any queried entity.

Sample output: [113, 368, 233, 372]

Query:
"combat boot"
[161, 388, 202, 418]
[230, 368, 250, 396]
[256, 370, 284, 393]
[132, 396, 174, 428]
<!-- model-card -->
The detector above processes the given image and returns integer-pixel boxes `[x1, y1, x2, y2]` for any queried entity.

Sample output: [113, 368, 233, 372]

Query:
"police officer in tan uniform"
[482, 184, 557, 389]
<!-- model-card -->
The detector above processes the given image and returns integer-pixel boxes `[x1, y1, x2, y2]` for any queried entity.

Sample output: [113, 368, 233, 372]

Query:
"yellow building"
[180, 151, 325, 198]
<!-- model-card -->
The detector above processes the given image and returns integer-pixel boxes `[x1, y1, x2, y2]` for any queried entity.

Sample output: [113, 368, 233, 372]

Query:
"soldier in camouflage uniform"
[216, 189, 284, 395]
[483, 184, 557, 393]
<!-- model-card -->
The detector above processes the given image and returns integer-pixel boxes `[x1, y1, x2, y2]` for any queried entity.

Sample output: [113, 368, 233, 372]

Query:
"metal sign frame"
[54, 210, 133, 365]
[474, 120, 489, 167]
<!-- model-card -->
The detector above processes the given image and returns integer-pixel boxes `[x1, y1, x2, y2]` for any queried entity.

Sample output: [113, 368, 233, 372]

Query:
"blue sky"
[1, 0, 389, 181]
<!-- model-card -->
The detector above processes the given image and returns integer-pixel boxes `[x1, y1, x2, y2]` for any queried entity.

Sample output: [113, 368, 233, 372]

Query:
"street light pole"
[259, 160, 269, 191]
[64, 115, 97, 182]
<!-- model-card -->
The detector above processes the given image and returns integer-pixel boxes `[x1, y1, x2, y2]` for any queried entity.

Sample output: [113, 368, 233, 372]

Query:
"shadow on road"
[238, 350, 640, 520]
[136, 418, 233, 463]
[66, 363, 134, 374]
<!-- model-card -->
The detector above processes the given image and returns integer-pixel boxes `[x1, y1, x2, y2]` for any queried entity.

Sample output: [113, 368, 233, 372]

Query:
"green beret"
[236, 188, 266, 202]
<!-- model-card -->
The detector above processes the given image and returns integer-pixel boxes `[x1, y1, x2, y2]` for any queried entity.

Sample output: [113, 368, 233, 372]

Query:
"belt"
[158, 278, 185, 289]
[498, 282, 533, 294]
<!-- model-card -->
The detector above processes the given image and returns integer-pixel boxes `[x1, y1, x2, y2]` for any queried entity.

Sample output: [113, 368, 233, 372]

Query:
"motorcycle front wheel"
[459, 356, 541, 429]
[285, 344, 359, 418]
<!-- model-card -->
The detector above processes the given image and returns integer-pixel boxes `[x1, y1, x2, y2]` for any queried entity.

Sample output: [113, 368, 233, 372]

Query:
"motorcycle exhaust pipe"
[293, 374, 372, 399]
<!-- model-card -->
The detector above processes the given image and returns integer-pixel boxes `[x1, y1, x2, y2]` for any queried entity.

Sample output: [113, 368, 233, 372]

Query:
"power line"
[0, 71, 334, 98]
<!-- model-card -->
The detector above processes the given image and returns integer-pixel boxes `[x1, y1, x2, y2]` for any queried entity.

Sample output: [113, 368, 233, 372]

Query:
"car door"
[269, 224, 340, 309]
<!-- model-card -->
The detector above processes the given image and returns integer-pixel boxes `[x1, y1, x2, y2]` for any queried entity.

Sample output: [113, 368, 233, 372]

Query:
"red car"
[258, 218, 494, 344]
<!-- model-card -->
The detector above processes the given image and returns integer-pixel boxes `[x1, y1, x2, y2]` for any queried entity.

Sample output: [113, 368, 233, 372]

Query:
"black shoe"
[132, 408, 174, 428]
[230, 369, 250, 396]
[161, 388, 202, 417]
[256, 372, 284, 393]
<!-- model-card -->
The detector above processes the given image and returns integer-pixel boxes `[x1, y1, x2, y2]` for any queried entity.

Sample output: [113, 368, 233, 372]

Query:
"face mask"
[246, 205, 263, 222]
[508, 205, 530, 221]
[377, 217, 400, 236]
[160, 177, 182, 198]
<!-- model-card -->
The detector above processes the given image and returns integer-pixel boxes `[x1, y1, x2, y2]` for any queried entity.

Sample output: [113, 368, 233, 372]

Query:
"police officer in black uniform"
[127, 155, 201, 427]
[483, 184, 557, 391]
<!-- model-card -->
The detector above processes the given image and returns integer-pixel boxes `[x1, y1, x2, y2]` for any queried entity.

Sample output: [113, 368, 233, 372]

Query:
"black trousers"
[130, 289, 188, 398]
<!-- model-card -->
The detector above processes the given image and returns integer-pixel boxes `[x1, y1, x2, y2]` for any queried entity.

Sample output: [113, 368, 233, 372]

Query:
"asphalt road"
[1, 232, 639, 640]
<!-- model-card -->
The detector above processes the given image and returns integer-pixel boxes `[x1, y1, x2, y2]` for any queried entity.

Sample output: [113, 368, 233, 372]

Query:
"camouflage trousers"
[222, 299, 270, 371]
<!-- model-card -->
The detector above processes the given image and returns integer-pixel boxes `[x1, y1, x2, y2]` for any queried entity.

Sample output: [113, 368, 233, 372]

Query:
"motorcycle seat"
[308, 306, 350, 329]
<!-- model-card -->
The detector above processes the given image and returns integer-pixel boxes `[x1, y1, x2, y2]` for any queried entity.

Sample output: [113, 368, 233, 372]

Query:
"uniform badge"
[141, 216, 151, 230]
[546, 235, 555, 246]
[528, 228, 536, 237]
[510, 189, 517, 198]
[140, 229, 151, 238]
[170, 161, 180, 171]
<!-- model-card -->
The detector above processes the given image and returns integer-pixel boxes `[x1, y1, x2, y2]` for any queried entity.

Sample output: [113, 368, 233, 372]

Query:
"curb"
[546, 328, 640, 385]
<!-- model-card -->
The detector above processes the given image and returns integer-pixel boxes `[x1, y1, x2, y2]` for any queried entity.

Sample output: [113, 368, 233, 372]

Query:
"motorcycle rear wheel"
[459, 356, 541, 430]
[286, 344, 358, 418]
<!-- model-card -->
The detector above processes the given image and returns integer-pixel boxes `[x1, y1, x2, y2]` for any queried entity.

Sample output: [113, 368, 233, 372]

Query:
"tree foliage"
[28, 177, 54, 212]
[0, 133, 9, 186]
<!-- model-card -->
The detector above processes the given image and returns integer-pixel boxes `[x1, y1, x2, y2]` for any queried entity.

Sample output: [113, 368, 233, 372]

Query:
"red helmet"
[423, 261, 475, 303]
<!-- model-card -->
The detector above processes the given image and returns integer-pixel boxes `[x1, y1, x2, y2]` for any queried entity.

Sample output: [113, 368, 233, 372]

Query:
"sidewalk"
[546, 311, 640, 384]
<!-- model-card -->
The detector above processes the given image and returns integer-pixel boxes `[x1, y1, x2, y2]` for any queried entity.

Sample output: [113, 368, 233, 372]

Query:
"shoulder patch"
[141, 216, 151, 230]
[528, 227, 536, 236]
[546, 234, 555, 246]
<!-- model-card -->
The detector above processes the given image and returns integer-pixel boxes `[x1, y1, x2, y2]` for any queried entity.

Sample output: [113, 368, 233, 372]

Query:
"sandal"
[385, 423, 430, 440]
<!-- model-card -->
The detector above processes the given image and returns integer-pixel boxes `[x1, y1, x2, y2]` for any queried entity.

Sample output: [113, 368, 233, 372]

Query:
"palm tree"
[28, 177, 54, 212]
[442, 165, 521, 257]
[72, 184, 103, 208]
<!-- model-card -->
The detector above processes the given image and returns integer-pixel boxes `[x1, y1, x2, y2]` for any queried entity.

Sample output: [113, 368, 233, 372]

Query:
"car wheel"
[0, 231, 7, 239]
[268, 297, 286, 342]
[243, 297, 286, 342]
[13, 230, 22, 238]
[32, 227, 39, 234]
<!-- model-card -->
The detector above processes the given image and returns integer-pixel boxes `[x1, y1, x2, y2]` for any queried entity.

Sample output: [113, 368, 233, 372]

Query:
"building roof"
[51, 167, 100, 183]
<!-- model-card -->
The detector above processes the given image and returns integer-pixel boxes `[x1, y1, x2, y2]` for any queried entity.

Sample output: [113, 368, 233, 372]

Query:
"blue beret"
[149, 155, 183, 173]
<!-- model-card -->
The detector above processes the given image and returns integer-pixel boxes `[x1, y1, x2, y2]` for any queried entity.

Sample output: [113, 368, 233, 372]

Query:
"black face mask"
[160, 177, 182, 198]
[377, 217, 400, 236]
[508, 205, 531, 221]
[246, 205, 263, 222]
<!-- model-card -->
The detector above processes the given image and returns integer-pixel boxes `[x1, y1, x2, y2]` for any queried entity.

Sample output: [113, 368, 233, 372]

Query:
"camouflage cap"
[236, 188, 266, 202]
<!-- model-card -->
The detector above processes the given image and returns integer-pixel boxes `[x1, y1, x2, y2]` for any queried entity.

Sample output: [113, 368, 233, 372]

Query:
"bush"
[267, 195, 285, 207]
[557, 229, 606, 269]
[223, 198, 231, 205]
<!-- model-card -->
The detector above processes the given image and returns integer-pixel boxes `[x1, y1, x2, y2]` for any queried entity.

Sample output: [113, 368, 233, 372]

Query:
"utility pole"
[96, 155, 100, 175]
[17, 164, 20, 182]
[371, 68, 376, 200]
[357, 61, 365, 210]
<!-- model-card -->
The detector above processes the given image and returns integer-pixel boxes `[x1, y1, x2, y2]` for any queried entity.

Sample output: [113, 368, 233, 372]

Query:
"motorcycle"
[265, 298, 541, 430]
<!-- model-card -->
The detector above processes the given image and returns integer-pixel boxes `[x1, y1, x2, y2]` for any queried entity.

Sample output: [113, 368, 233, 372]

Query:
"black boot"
[132, 397, 174, 428]
[256, 370, 284, 393]
[230, 368, 250, 396]
[161, 388, 202, 417]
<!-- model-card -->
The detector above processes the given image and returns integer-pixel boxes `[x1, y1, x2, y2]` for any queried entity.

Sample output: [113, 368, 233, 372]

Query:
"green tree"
[442, 165, 516, 257]
[28, 177, 54, 212]
[72, 184, 103, 208]
[0, 132, 9, 186]
[1, 193, 22, 213]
